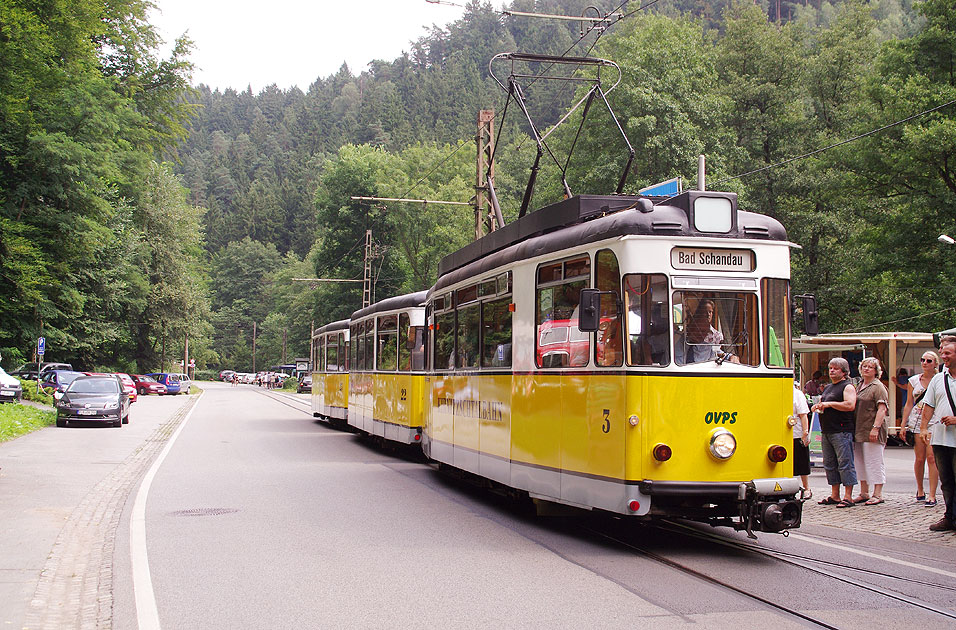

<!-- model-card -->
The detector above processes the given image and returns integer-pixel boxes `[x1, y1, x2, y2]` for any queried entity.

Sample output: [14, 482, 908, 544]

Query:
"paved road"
[3, 382, 956, 629]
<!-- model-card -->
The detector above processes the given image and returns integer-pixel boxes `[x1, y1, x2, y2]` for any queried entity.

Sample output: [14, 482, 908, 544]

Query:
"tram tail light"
[653, 443, 672, 462]
[628, 500, 641, 512]
[768, 445, 788, 463]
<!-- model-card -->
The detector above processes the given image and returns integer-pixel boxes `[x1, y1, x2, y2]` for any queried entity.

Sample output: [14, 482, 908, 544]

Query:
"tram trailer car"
[422, 190, 803, 536]
[311, 320, 350, 426]
[347, 292, 428, 445]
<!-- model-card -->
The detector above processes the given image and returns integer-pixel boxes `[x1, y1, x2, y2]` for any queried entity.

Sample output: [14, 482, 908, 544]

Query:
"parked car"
[219, 370, 236, 382]
[39, 369, 86, 395]
[131, 374, 167, 396]
[296, 374, 312, 394]
[11, 361, 74, 380]
[175, 373, 192, 394]
[145, 372, 181, 395]
[55, 375, 130, 427]
[0, 366, 23, 402]
[115, 373, 138, 403]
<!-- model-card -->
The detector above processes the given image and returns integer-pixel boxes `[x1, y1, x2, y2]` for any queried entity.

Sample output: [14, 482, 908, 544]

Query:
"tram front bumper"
[638, 477, 803, 533]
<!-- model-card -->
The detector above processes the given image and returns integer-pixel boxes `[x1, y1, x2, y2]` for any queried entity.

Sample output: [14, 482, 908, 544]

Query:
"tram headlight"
[709, 429, 736, 460]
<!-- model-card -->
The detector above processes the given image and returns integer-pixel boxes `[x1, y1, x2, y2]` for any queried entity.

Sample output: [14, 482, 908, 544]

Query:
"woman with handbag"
[902, 351, 940, 505]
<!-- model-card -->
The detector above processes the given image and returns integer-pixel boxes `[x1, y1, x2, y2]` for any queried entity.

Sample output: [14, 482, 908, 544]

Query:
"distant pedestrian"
[811, 357, 858, 508]
[792, 382, 812, 498]
[902, 351, 939, 504]
[804, 370, 825, 397]
[853, 358, 888, 505]
[919, 339, 956, 532]
[231, 373, 238, 387]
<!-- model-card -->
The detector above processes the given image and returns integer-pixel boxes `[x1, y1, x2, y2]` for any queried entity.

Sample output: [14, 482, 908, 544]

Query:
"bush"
[194, 369, 219, 381]
[282, 377, 298, 391]
[17, 378, 54, 406]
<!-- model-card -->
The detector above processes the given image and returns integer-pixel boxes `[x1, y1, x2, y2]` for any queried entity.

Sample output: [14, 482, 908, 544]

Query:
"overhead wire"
[398, 0, 658, 202]
[712, 98, 956, 187]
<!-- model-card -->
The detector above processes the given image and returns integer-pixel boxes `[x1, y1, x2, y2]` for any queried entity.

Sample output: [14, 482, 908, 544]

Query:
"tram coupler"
[735, 481, 802, 538]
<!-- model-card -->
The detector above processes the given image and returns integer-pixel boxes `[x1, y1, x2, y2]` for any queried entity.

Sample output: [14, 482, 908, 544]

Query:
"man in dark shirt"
[811, 357, 858, 507]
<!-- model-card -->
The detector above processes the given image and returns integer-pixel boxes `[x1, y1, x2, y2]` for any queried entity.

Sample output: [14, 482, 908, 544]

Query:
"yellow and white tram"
[347, 291, 428, 445]
[422, 190, 802, 535]
[311, 319, 350, 425]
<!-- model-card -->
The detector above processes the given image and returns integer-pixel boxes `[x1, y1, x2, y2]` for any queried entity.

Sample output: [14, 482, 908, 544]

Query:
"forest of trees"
[2, 0, 955, 374]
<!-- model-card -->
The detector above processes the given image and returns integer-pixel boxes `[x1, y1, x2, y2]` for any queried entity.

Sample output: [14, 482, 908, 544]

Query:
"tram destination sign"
[670, 247, 755, 272]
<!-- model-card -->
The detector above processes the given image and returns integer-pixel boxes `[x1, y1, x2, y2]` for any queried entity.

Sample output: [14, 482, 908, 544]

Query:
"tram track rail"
[654, 520, 956, 621]
[582, 523, 842, 629]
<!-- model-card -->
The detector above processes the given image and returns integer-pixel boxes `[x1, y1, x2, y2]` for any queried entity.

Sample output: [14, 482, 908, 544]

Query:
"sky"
[149, 0, 507, 93]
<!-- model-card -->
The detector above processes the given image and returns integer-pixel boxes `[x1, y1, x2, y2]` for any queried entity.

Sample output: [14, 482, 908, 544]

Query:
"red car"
[131, 374, 167, 396]
[114, 373, 139, 403]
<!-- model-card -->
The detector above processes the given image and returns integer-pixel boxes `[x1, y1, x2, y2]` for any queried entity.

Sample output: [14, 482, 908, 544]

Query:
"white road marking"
[130, 394, 203, 630]
[789, 532, 956, 579]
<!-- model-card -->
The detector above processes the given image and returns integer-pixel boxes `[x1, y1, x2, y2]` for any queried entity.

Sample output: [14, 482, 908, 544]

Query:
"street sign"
[37, 337, 46, 356]
[639, 176, 681, 198]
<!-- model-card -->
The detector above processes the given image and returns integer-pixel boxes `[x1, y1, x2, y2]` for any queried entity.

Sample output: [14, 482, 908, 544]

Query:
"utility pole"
[252, 321, 257, 373]
[282, 329, 287, 365]
[183, 333, 189, 378]
[362, 229, 373, 308]
[476, 109, 497, 240]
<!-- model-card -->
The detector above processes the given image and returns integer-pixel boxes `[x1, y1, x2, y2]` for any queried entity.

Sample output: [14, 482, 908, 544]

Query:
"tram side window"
[481, 297, 513, 368]
[349, 325, 358, 370]
[354, 322, 365, 370]
[399, 313, 425, 371]
[536, 255, 590, 368]
[595, 249, 623, 367]
[377, 315, 398, 371]
[623, 274, 670, 366]
[338, 333, 347, 371]
[365, 323, 374, 371]
[314, 337, 323, 372]
[673, 291, 757, 366]
[457, 303, 480, 369]
[762, 278, 792, 368]
[326, 335, 337, 372]
[434, 310, 455, 370]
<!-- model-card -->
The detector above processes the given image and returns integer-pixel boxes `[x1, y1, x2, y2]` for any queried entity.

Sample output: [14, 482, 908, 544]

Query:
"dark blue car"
[145, 372, 182, 395]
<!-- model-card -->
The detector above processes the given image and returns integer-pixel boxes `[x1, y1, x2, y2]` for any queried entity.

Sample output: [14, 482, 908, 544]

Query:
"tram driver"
[675, 298, 735, 365]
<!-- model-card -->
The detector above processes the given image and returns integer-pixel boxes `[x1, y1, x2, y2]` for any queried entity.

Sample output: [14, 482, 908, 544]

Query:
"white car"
[176, 373, 192, 393]
[0, 366, 24, 402]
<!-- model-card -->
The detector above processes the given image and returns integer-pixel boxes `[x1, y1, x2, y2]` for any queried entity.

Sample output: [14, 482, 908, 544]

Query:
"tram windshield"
[672, 291, 758, 366]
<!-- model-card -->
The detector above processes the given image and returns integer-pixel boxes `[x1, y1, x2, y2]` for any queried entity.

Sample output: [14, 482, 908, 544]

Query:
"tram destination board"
[670, 247, 755, 272]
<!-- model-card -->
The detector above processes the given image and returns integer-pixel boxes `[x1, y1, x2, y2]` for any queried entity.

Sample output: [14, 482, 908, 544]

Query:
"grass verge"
[0, 403, 56, 442]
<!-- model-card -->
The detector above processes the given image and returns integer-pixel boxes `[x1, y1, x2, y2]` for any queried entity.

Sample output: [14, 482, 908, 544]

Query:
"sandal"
[916, 495, 926, 502]
[852, 495, 870, 504]
[925, 499, 938, 507]
[836, 499, 855, 508]
[864, 497, 884, 505]
[818, 496, 840, 505]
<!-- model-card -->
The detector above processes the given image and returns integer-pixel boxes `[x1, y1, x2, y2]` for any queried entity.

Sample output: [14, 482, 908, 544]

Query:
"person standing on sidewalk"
[853, 358, 888, 505]
[919, 339, 956, 532]
[811, 357, 858, 508]
[902, 350, 940, 504]
[792, 381, 812, 498]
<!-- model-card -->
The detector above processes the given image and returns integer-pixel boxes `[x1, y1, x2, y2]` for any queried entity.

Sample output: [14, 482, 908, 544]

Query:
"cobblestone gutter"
[23, 396, 198, 630]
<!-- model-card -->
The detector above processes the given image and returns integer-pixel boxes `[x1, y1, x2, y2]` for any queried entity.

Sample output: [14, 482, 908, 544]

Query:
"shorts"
[792, 438, 811, 476]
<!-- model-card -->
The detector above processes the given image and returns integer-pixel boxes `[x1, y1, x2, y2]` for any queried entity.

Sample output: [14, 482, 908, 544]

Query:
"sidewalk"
[801, 447, 956, 547]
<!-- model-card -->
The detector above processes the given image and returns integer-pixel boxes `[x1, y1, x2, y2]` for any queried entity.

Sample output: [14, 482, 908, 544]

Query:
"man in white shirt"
[919, 339, 956, 532]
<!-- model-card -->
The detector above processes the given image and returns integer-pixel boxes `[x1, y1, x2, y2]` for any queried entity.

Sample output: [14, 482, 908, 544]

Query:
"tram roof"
[350, 290, 428, 322]
[314, 319, 349, 336]
[434, 191, 787, 291]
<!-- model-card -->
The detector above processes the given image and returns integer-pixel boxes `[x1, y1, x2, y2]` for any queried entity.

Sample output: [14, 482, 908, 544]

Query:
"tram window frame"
[672, 291, 758, 366]
[623, 274, 671, 367]
[349, 325, 358, 370]
[456, 302, 480, 369]
[377, 314, 398, 371]
[338, 333, 348, 371]
[535, 254, 591, 369]
[365, 320, 374, 371]
[327, 335, 338, 372]
[481, 296, 513, 368]
[594, 249, 623, 368]
[315, 336, 324, 372]
[434, 309, 456, 371]
[761, 278, 792, 368]
[354, 321, 365, 371]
